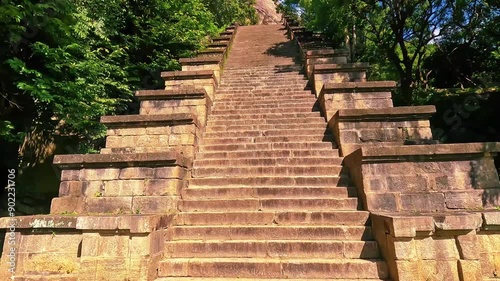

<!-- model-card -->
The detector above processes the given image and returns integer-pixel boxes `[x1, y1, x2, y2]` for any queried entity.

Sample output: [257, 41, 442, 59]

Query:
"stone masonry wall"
[285, 17, 500, 281]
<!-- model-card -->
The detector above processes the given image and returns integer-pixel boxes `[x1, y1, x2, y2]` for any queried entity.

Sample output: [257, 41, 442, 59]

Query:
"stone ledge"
[179, 57, 222, 65]
[198, 49, 225, 55]
[306, 49, 350, 57]
[100, 113, 199, 128]
[323, 81, 397, 93]
[208, 42, 229, 47]
[333, 106, 436, 121]
[75, 214, 174, 233]
[0, 215, 77, 229]
[135, 88, 207, 101]
[161, 70, 214, 80]
[372, 211, 499, 238]
[53, 152, 191, 169]
[220, 30, 234, 36]
[212, 36, 231, 42]
[0, 214, 175, 233]
[360, 142, 500, 159]
[314, 62, 370, 73]
[482, 211, 500, 230]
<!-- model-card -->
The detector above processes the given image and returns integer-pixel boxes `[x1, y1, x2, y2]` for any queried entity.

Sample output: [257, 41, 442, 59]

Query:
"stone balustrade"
[312, 63, 370, 96]
[319, 81, 396, 120]
[371, 212, 500, 280]
[136, 88, 212, 127]
[0, 214, 174, 280]
[286, 17, 500, 281]
[0, 24, 238, 280]
[329, 106, 435, 155]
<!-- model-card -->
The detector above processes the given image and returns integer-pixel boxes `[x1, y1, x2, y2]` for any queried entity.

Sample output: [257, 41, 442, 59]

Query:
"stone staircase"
[157, 24, 389, 280]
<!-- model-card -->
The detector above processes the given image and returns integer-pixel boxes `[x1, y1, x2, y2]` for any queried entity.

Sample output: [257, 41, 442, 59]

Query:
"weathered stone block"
[61, 170, 81, 181]
[395, 260, 421, 280]
[59, 181, 84, 197]
[81, 168, 121, 181]
[82, 181, 104, 197]
[456, 232, 480, 260]
[366, 192, 400, 212]
[444, 190, 483, 209]
[400, 193, 446, 212]
[130, 235, 151, 257]
[392, 237, 417, 260]
[144, 179, 184, 196]
[419, 260, 460, 281]
[85, 197, 132, 214]
[416, 237, 459, 260]
[51, 197, 85, 214]
[132, 196, 179, 214]
[103, 180, 145, 196]
[155, 167, 187, 179]
[95, 234, 130, 256]
[457, 260, 482, 281]
[387, 175, 428, 193]
[119, 167, 154, 179]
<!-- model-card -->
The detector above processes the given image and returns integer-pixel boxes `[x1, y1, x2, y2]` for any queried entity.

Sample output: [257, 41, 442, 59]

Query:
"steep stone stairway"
[157, 24, 389, 280]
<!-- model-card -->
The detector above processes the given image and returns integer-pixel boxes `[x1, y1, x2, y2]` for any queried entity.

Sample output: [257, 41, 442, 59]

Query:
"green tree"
[203, 0, 258, 26]
[279, 0, 498, 104]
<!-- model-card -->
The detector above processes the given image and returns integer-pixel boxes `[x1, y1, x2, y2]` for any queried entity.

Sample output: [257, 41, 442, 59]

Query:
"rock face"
[255, 0, 282, 24]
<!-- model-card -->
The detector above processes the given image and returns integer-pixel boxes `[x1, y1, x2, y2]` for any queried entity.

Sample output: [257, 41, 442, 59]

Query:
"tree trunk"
[400, 74, 413, 105]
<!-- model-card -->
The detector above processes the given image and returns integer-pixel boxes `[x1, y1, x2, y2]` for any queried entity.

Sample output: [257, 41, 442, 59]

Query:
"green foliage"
[0, 0, 228, 164]
[280, 0, 499, 105]
[203, 0, 258, 26]
[0, 0, 248, 204]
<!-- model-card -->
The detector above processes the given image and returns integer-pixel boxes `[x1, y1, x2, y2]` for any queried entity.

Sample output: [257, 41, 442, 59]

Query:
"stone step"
[174, 211, 370, 226]
[216, 88, 311, 93]
[199, 142, 335, 152]
[179, 198, 358, 212]
[157, 258, 388, 278]
[219, 83, 309, 89]
[207, 116, 324, 124]
[220, 80, 308, 85]
[213, 102, 320, 111]
[201, 135, 334, 145]
[155, 277, 390, 281]
[192, 165, 343, 177]
[164, 240, 380, 259]
[211, 107, 318, 115]
[182, 186, 353, 199]
[203, 128, 328, 138]
[189, 176, 345, 187]
[220, 78, 308, 84]
[193, 157, 342, 167]
[216, 90, 311, 95]
[167, 225, 373, 241]
[214, 97, 316, 104]
[206, 123, 326, 132]
[223, 65, 303, 71]
[215, 93, 313, 99]
[196, 149, 338, 159]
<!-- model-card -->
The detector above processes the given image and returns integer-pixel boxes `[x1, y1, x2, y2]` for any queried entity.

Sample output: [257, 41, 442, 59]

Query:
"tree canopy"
[0, 0, 256, 212]
[279, 0, 499, 104]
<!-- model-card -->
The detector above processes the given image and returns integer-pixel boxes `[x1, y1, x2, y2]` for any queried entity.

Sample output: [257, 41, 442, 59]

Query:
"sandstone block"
[61, 170, 81, 181]
[132, 196, 179, 214]
[416, 237, 459, 260]
[51, 197, 85, 214]
[144, 179, 184, 196]
[81, 168, 120, 181]
[119, 167, 154, 179]
[458, 260, 482, 281]
[85, 197, 132, 214]
[59, 181, 84, 197]
[104, 180, 145, 196]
